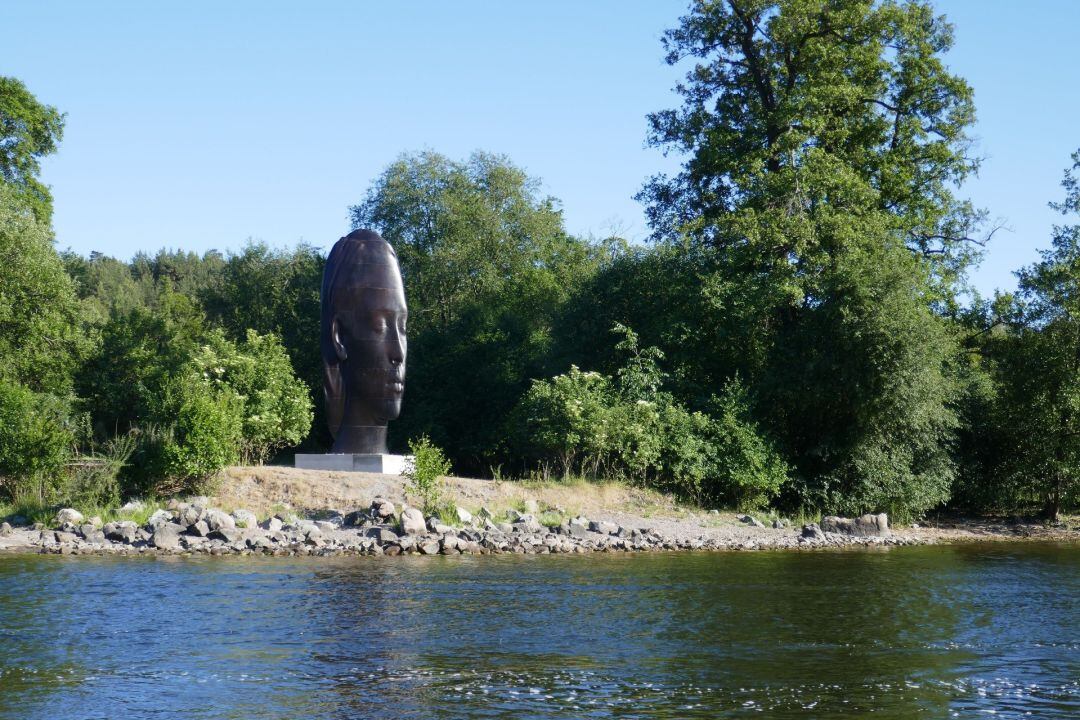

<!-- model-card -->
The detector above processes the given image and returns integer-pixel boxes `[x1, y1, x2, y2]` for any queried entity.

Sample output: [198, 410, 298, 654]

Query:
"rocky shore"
[0, 499, 916, 557]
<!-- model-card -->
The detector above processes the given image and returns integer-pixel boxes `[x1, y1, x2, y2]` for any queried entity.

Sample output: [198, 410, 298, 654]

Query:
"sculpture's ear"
[331, 315, 348, 362]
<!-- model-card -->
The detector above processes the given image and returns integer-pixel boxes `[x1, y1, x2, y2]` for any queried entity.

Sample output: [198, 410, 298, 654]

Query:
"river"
[1, 543, 1078, 718]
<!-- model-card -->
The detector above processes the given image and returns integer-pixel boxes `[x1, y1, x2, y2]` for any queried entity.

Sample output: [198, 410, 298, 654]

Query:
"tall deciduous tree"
[639, 0, 976, 520]
[0, 77, 65, 224]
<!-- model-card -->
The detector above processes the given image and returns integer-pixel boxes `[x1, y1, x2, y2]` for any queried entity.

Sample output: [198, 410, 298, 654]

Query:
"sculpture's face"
[334, 248, 407, 423]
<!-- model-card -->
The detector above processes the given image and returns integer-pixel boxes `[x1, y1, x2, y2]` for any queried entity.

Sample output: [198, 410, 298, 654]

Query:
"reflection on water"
[1, 544, 1079, 718]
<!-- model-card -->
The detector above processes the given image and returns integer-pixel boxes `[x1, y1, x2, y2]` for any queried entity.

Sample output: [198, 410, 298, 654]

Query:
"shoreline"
[3, 466, 1078, 558]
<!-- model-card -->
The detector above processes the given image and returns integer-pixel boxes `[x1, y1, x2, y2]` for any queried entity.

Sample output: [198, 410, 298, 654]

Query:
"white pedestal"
[294, 453, 410, 475]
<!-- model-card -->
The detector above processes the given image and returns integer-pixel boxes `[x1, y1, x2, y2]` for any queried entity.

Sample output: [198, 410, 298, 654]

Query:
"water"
[1, 544, 1078, 719]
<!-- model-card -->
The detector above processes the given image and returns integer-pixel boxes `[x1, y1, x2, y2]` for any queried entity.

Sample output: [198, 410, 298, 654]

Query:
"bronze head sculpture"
[320, 229, 407, 454]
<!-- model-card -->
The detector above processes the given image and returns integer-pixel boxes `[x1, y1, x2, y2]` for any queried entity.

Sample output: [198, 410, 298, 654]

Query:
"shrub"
[405, 435, 452, 515]
[0, 379, 73, 502]
[193, 329, 313, 464]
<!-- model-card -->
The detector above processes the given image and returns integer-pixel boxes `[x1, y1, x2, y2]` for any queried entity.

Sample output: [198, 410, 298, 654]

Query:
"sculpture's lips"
[389, 381, 405, 394]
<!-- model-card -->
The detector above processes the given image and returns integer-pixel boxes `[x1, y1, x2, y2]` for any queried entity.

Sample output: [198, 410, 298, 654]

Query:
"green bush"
[194, 329, 313, 464]
[0, 379, 74, 502]
[405, 435, 452, 515]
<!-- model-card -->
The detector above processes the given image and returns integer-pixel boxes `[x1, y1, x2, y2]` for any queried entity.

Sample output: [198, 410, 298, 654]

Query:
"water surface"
[1, 544, 1078, 718]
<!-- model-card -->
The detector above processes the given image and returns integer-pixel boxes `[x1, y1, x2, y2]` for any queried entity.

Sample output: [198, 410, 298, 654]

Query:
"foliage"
[966, 151, 1080, 519]
[351, 151, 600, 469]
[405, 435, 452, 515]
[513, 326, 789, 509]
[0, 379, 74, 503]
[0, 76, 65, 224]
[193, 329, 313, 464]
[0, 186, 82, 395]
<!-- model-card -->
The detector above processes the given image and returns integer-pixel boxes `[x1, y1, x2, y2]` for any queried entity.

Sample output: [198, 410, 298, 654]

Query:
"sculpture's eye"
[370, 314, 387, 334]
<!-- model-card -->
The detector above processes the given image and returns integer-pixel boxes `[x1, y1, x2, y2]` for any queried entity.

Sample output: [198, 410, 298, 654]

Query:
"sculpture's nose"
[387, 326, 405, 366]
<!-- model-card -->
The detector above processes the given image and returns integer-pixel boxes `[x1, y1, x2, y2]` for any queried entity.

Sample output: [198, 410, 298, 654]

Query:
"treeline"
[3, 0, 1080, 522]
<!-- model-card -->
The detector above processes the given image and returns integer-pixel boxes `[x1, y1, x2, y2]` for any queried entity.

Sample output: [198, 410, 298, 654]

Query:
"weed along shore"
[2, 467, 1078, 558]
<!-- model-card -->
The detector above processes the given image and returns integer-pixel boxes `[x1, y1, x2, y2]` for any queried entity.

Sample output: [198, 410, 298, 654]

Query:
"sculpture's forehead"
[338, 254, 404, 291]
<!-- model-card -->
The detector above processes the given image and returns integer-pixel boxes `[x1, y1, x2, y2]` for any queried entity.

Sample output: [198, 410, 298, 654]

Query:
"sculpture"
[320, 229, 407, 454]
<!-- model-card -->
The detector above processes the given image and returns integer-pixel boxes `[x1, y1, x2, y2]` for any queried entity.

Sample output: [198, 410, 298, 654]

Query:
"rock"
[821, 513, 889, 537]
[589, 520, 619, 535]
[455, 506, 473, 524]
[709, 509, 720, 515]
[232, 509, 258, 529]
[738, 514, 765, 528]
[88, 516, 103, 528]
[365, 526, 399, 544]
[247, 534, 272, 550]
[801, 523, 826, 540]
[261, 517, 284, 532]
[772, 518, 785, 529]
[209, 527, 242, 543]
[54, 530, 78, 544]
[103, 521, 138, 543]
[204, 509, 236, 533]
[119, 500, 145, 513]
[151, 522, 184, 550]
[83, 529, 106, 545]
[342, 510, 367, 526]
[146, 509, 173, 527]
[77, 524, 98, 539]
[441, 534, 461, 553]
[189, 520, 210, 537]
[418, 539, 441, 555]
[563, 520, 590, 539]
[477, 506, 492, 519]
[176, 504, 201, 527]
[513, 514, 543, 534]
[314, 520, 337, 533]
[0, 522, 10, 536]
[371, 498, 396, 519]
[400, 507, 426, 536]
[55, 508, 84, 526]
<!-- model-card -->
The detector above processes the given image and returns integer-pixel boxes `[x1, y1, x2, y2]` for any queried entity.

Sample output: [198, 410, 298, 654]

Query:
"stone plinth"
[294, 453, 409, 475]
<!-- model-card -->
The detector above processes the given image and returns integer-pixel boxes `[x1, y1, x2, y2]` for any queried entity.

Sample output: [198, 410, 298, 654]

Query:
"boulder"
[314, 520, 337, 533]
[176, 504, 202, 527]
[455, 506, 473, 524]
[801, 523, 826, 540]
[55, 508, 84, 526]
[418, 539, 441, 555]
[103, 521, 138, 543]
[371, 498, 396, 520]
[562, 521, 590, 540]
[189, 520, 210, 537]
[83, 529, 107, 545]
[589, 520, 619, 536]
[513, 514, 543, 534]
[0, 522, 11, 537]
[146, 509, 173, 527]
[365, 526, 400, 544]
[738, 514, 765, 528]
[400, 507, 426, 536]
[119, 500, 145, 513]
[204, 509, 236, 533]
[151, 523, 185, 550]
[232, 509, 258, 529]
[820, 513, 889, 537]
[342, 510, 367, 527]
[209, 527, 242, 543]
[261, 517, 284, 532]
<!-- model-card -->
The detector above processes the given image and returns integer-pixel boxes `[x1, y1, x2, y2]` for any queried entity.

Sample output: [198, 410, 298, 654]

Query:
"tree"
[0, 77, 65, 224]
[350, 151, 599, 470]
[982, 151, 1080, 519]
[637, 0, 974, 520]
[0, 185, 82, 395]
[641, 0, 982, 301]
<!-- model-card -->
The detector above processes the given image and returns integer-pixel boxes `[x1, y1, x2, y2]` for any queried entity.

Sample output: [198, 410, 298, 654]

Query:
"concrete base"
[294, 453, 410, 475]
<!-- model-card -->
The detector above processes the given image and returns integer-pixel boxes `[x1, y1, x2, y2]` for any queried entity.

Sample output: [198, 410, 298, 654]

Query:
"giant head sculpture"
[320, 229, 407, 454]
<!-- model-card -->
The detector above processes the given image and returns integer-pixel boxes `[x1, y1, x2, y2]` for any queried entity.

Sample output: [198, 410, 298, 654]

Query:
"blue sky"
[2, 1, 1077, 296]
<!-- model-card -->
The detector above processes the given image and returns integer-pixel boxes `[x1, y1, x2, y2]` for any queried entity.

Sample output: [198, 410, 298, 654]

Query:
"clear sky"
[2, 1, 1077, 297]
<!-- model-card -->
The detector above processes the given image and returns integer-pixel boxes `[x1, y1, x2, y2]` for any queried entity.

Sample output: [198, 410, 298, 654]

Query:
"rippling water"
[1, 544, 1079, 718]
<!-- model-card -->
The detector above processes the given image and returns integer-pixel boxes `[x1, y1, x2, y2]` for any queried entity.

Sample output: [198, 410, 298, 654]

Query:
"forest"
[3, 0, 1080, 524]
